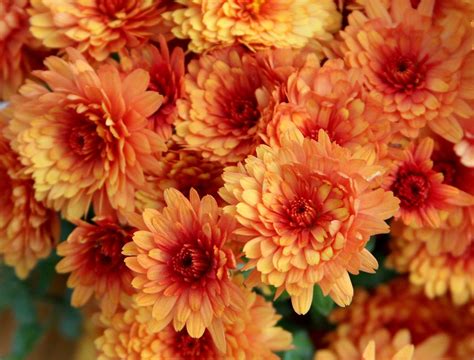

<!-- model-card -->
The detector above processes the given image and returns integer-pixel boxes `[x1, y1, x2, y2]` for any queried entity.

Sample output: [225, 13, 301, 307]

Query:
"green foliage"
[0, 218, 81, 360]
[311, 286, 335, 317]
[282, 330, 315, 360]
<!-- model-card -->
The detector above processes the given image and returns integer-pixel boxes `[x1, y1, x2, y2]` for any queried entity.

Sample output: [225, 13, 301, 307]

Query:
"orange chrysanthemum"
[95, 287, 292, 359]
[135, 146, 223, 213]
[0, 110, 59, 278]
[0, 0, 46, 100]
[123, 189, 245, 352]
[262, 57, 391, 154]
[383, 137, 472, 228]
[315, 328, 449, 360]
[338, 0, 473, 141]
[8, 49, 166, 219]
[176, 46, 272, 164]
[120, 38, 185, 140]
[56, 217, 135, 315]
[219, 129, 399, 313]
[324, 279, 474, 359]
[29, 0, 166, 61]
[388, 221, 474, 305]
[163, 0, 341, 53]
[455, 52, 474, 167]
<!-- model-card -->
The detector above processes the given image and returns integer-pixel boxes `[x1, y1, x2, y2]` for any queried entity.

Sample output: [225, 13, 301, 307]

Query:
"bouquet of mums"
[0, 0, 473, 359]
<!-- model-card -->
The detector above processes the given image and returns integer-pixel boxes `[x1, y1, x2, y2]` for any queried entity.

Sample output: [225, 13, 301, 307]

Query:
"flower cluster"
[0, 0, 472, 359]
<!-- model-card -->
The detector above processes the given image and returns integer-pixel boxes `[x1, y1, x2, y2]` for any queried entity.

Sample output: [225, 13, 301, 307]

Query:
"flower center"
[382, 53, 426, 92]
[69, 122, 104, 158]
[286, 198, 318, 228]
[174, 331, 215, 358]
[228, 97, 260, 128]
[91, 227, 131, 274]
[391, 168, 431, 208]
[172, 244, 210, 283]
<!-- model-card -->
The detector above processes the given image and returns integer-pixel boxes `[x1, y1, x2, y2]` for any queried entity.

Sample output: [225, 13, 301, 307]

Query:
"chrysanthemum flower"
[262, 58, 391, 154]
[388, 221, 474, 305]
[0, 111, 59, 278]
[163, 0, 341, 53]
[8, 49, 166, 219]
[325, 279, 474, 358]
[338, 0, 473, 141]
[219, 129, 399, 313]
[315, 328, 449, 360]
[0, 0, 46, 100]
[29, 0, 166, 61]
[135, 146, 223, 212]
[383, 137, 472, 228]
[120, 37, 185, 140]
[123, 189, 245, 352]
[56, 217, 135, 315]
[95, 286, 292, 359]
[176, 46, 272, 164]
[455, 52, 474, 167]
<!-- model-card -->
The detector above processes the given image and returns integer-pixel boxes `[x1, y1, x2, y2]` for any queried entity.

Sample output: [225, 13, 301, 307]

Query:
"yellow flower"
[29, 0, 167, 61]
[8, 49, 166, 219]
[324, 279, 474, 359]
[338, 0, 473, 141]
[164, 0, 341, 53]
[95, 285, 292, 359]
[176, 46, 272, 164]
[0, 110, 59, 278]
[220, 129, 399, 313]
[0, 0, 46, 100]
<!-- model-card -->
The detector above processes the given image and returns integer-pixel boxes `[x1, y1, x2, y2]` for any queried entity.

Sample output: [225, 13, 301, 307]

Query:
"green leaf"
[351, 259, 398, 288]
[365, 236, 376, 252]
[10, 323, 44, 360]
[60, 219, 76, 242]
[311, 286, 334, 317]
[58, 305, 82, 339]
[282, 330, 314, 360]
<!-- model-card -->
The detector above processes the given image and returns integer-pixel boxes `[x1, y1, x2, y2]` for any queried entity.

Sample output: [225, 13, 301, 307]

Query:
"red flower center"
[149, 62, 174, 108]
[69, 122, 104, 159]
[172, 244, 211, 283]
[90, 226, 131, 274]
[287, 198, 318, 228]
[391, 168, 431, 208]
[173, 330, 216, 358]
[228, 97, 260, 128]
[381, 52, 426, 93]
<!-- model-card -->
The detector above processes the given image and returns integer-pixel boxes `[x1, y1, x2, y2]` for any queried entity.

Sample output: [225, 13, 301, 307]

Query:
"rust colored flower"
[123, 189, 245, 352]
[29, 0, 166, 61]
[383, 137, 472, 228]
[56, 217, 135, 315]
[95, 286, 292, 359]
[219, 129, 399, 313]
[0, 0, 47, 100]
[388, 221, 474, 305]
[324, 279, 474, 359]
[135, 146, 224, 213]
[8, 49, 166, 219]
[120, 37, 185, 141]
[262, 58, 391, 155]
[0, 110, 59, 278]
[338, 0, 473, 141]
[163, 0, 341, 53]
[315, 328, 449, 360]
[176, 46, 272, 164]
